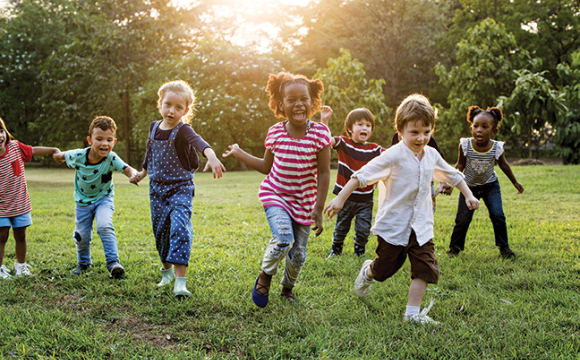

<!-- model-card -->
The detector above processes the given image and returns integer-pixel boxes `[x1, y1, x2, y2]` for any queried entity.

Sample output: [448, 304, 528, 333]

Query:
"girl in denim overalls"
[131, 80, 225, 297]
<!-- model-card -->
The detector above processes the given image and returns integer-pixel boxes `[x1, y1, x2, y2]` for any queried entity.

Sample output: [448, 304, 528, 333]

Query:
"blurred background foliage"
[1, 0, 580, 166]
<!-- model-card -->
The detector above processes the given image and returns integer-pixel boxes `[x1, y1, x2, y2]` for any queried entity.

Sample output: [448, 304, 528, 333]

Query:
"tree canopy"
[1, 0, 579, 165]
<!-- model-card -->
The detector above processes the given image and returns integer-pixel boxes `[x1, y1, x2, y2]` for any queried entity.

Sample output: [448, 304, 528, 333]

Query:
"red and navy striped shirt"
[258, 121, 331, 225]
[332, 136, 383, 202]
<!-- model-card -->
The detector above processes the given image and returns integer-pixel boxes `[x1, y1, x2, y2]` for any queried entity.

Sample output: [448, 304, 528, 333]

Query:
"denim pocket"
[11, 160, 21, 177]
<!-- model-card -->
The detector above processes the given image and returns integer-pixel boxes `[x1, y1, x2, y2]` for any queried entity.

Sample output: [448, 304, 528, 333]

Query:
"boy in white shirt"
[324, 94, 480, 324]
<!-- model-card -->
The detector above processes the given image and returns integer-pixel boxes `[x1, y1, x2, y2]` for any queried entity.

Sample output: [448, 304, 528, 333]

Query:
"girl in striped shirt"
[0, 117, 60, 279]
[223, 72, 331, 307]
[442, 106, 524, 259]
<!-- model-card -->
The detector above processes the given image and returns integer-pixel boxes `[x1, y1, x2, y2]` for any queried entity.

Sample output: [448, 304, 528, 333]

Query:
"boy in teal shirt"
[55, 116, 138, 278]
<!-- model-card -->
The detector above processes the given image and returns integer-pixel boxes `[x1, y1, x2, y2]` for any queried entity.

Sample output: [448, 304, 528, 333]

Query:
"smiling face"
[349, 119, 373, 143]
[87, 127, 117, 163]
[159, 90, 190, 128]
[0, 128, 6, 155]
[470, 113, 498, 146]
[279, 83, 312, 129]
[399, 119, 432, 154]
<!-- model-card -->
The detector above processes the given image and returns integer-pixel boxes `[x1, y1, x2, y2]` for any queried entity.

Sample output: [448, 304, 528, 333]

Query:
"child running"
[130, 80, 225, 297]
[443, 106, 524, 259]
[0, 117, 60, 278]
[324, 94, 479, 324]
[223, 72, 331, 307]
[320, 106, 383, 257]
[54, 116, 139, 278]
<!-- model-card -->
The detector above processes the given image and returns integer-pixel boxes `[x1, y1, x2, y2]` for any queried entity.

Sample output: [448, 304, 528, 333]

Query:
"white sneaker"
[354, 260, 374, 298]
[14, 262, 32, 277]
[0, 265, 11, 279]
[404, 299, 440, 325]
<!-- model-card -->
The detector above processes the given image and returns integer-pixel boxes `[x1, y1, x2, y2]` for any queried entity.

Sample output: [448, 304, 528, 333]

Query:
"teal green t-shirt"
[65, 148, 128, 206]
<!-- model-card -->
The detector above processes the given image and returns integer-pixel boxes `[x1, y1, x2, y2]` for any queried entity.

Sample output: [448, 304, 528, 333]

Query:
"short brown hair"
[344, 108, 375, 136]
[89, 116, 117, 137]
[0, 117, 14, 145]
[394, 94, 436, 132]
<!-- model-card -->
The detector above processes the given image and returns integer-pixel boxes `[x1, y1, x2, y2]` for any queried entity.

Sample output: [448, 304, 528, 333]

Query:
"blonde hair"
[394, 94, 436, 132]
[157, 80, 196, 124]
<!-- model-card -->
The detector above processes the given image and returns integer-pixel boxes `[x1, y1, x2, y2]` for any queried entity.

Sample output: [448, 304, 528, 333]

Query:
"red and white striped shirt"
[0, 141, 33, 218]
[258, 121, 331, 225]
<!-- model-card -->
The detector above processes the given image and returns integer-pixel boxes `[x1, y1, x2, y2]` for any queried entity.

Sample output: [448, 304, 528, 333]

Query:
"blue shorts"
[0, 212, 33, 228]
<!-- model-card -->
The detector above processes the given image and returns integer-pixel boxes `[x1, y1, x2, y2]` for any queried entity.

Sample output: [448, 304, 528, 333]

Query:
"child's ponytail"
[466, 106, 483, 123]
[265, 72, 324, 119]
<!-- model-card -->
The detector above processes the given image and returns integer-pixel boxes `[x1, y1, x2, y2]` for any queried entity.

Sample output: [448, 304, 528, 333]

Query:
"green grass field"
[1, 165, 579, 359]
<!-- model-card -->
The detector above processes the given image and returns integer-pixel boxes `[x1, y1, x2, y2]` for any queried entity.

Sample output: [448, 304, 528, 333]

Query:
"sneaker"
[447, 248, 461, 258]
[72, 264, 90, 275]
[107, 262, 125, 279]
[0, 265, 11, 279]
[404, 299, 440, 325]
[500, 246, 516, 259]
[14, 262, 32, 276]
[354, 244, 366, 256]
[354, 260, 374, 298]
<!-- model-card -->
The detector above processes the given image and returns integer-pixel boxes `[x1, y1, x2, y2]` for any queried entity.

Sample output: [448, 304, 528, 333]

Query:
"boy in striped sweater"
[321, 107, 383, 257]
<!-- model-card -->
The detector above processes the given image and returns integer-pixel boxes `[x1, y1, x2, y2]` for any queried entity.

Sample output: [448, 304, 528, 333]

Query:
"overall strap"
[168, 122, 185, 143]
[150, 121, 161, 141]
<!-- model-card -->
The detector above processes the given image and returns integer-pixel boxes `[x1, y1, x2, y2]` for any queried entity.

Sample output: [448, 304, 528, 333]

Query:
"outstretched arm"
[130, 168, 147, 185]
[53, 151, 65, 164]
[32, 146, 60, 157]
[123, 166, 140, 186]
[312, 145, 331, 236]
[437, 144, 465, 196]
[320, 106, 337, 147]
[455, 180, 480, 210]
[324, 178, 360, 219]
[222, 144, 273, 175]
[203, 147, 226, 179]
[497, 152, 524, 194]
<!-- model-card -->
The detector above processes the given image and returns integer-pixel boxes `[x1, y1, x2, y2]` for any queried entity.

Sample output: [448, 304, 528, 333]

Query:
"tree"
[313, 49, 391, 145]
[554, 52, 580, 164]
[285, 0, 453, 108]
[497, 70, 567, 158]
[33, 0, 199, 165]
[0, 0, 70, 147]
[435, 19, 532, 162]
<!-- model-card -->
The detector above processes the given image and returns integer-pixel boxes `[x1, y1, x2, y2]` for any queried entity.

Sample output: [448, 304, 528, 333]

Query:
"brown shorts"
[369, 230, 439, 284]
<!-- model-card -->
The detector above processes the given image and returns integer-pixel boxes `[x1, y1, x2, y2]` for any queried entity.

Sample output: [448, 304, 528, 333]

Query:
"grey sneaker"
[404, 299, 440, 325]
[14, 262, 32, 276]
[107, 262, 125, 279]
[354, 260, 374, 298]
[0, 265, 11, 279]
[72, 264, 90, 275]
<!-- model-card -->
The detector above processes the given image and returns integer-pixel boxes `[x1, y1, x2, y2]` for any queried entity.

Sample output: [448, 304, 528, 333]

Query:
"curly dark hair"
[467, 106, 503, 129]
[265, 72, 324, 119]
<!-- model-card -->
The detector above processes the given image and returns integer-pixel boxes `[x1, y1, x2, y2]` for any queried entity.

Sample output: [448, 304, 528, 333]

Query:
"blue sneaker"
[252, 276, 269, 308]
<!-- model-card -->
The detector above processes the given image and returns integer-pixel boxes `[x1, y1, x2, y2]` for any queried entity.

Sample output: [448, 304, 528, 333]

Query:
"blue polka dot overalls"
[147, 121, 195, 266]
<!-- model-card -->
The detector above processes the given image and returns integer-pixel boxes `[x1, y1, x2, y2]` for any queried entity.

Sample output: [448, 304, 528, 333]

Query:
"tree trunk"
[528, 126, 532, 158]
[124, 79, 131, 166]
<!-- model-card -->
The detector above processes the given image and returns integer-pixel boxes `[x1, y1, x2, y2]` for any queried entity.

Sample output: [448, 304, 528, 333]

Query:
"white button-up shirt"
[352, 142, 465, 247]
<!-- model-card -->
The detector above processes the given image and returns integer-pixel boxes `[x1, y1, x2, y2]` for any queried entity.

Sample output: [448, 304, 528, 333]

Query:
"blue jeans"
[73, 195, 119, 266]
[262, 206, 311, 290]
[449, 180, 509, 251]
[332, 200, 373, 252]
